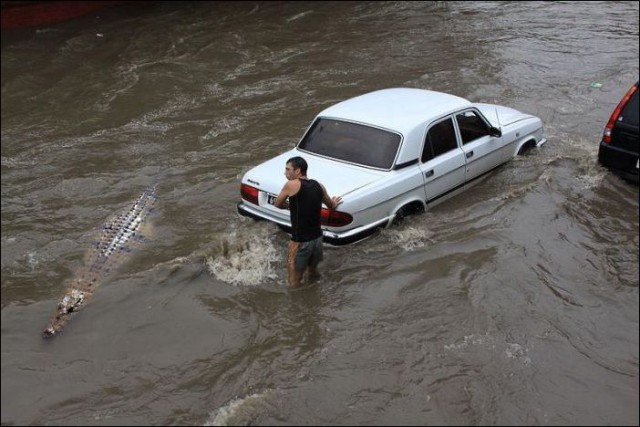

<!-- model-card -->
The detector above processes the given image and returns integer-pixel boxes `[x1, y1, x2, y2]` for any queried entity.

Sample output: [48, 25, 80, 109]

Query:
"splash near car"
[42, 185, 157, 338]
[238, 88, 547, 245]
[598, 81, 639, 183]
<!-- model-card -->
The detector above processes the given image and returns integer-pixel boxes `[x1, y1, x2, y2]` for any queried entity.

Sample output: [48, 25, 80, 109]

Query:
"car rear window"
[619, 85, 639, 127]
[298, 118, 401, 169]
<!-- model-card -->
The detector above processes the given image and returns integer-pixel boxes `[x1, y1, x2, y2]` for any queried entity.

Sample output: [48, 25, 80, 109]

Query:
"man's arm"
[274, 180, 299, 209]
[320, 184, 342, 210]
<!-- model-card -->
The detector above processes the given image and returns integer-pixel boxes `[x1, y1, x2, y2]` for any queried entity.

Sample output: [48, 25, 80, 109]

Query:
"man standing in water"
[274, 156, 342, 288]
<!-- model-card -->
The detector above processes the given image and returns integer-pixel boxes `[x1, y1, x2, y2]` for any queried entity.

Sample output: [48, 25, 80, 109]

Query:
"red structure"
[1, 1, 120, 29]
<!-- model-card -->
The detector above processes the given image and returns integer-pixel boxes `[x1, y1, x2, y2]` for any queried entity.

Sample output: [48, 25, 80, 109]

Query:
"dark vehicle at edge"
[598, 81, 639, 183]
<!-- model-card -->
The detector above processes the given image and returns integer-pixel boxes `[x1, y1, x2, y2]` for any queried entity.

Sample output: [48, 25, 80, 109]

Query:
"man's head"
[285, 156, 308, 180]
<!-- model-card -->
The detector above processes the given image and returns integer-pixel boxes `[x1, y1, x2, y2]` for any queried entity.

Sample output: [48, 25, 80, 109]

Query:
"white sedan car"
[237, 88, 546, 245]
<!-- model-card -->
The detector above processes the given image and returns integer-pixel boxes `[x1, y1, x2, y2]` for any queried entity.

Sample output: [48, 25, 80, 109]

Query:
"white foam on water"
[204, 391, 272, 426]
[444, 335, 533, 366]
[505, 342, 532, 365]
[538, 127, 609, 189]
[287, 10, 313, 22]
[444, 333, 492, 351]
[206, 230, 279, 286]
[577, 167, 607, 190]
[201, 116, 245, 140]
[491, 181, 538, 202]
[384, 226, 435, 251]
[26, 251, 39, 269]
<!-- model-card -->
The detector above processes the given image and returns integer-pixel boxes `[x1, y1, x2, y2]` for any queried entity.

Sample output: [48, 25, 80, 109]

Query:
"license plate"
[267, 194, 277, 205]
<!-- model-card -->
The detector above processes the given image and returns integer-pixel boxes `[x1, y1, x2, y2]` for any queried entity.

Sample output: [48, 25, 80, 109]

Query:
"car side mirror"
[489, 126, 502, 137]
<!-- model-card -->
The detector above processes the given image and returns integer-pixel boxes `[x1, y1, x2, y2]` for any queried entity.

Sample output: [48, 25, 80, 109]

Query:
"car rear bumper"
[598, 141, 639, 183]
[237, 201, 388, 245]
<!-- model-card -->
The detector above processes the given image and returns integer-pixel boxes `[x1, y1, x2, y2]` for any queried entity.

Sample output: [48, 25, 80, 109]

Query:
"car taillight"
[603, 83, 638, 144]
[320, 208, 353, 227]
[240, 183, 259, 205]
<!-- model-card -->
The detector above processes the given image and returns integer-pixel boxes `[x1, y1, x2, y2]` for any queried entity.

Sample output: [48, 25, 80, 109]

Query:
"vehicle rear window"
[620, 86, 639, 127]
[298, 118, 401, 169]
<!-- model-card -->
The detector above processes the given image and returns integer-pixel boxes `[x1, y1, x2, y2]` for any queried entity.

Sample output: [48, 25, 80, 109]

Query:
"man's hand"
[330, 196, 342, 209]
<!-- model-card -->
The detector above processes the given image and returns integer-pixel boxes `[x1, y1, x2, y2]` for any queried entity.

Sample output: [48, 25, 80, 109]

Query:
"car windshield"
[298, 118, 401, 169]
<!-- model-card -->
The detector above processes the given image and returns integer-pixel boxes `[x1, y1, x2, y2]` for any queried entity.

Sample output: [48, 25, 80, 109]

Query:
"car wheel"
[391, 203, 424, 226]
[517, 140, 537, 155]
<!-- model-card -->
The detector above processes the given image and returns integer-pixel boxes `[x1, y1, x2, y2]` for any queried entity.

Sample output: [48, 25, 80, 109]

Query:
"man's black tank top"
[289, 179, 323, 242]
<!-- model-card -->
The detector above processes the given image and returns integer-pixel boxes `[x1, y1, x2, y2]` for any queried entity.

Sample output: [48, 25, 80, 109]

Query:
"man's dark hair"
[287, 156, 308, 175]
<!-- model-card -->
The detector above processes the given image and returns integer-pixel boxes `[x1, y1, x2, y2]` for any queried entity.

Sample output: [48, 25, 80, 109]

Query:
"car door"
[419, 116, 466, 203]
[455, 109, 504, 182]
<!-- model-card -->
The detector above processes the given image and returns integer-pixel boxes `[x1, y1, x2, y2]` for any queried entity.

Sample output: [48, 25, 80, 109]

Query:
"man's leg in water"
[287, 241, 303, 288]
[308, 265, 320, 281]
[307, 237, 323, 281]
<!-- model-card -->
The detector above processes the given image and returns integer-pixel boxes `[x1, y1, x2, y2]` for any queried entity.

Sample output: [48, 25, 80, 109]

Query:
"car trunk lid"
[242, 149, 386, 199]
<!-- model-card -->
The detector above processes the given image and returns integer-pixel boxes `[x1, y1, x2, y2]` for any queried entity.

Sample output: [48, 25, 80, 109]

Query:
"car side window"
[422, 117, 458, 162]
[456, 110, 489, 144]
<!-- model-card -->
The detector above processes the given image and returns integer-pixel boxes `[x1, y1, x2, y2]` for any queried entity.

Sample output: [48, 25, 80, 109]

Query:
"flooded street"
[1, 1, 638, 425]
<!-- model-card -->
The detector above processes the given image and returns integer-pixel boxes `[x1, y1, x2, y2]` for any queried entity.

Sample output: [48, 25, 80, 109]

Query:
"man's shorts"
[288, 236, 323, 271]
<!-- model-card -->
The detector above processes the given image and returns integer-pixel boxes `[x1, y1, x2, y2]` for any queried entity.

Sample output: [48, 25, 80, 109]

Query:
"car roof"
[317, 88, 472, 135]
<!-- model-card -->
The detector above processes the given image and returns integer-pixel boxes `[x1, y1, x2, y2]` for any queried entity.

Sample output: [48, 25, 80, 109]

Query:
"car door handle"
[425, 169, 434, 178]
[466, 151, 474, 158]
